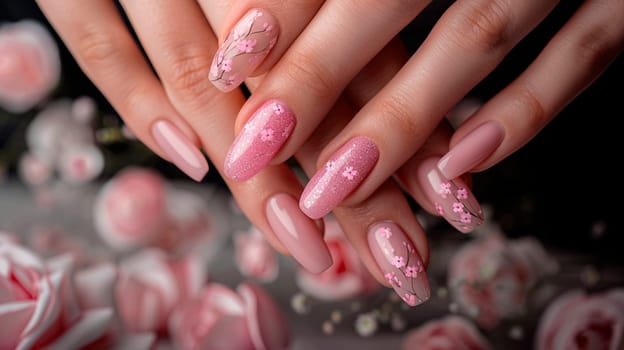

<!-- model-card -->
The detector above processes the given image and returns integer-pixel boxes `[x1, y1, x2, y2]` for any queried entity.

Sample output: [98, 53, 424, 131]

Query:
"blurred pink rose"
[235, 227, 278, 282]
[448, 233, 557, 328]
[94, 168, 169, 250]
[57, 144, 104, 185]
[0, 241, 114, 349]
[0, 20, 60, 113]
[401, 316, 491, 350]
[18, 152, 52, 187]
[169, 282, 289, 350]
[115, 249, 207, 333]
[296, 218, 379, 301]
[536, 289, 624, 350]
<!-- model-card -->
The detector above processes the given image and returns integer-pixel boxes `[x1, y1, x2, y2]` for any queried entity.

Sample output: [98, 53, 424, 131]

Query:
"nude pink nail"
[224, 99, 295, 181]
[209, 8, 279, 92]
[368, 222, 430, 307]
[266, 193, 332, 273]
[437, 121, 504, 180]
[300, 136, 379, 219]
[418, 157, 483, 233]
[151, 120, 208, 182]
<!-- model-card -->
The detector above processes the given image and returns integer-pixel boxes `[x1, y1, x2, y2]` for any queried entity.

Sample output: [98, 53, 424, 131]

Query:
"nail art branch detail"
[375, 226, 427, 306]
[435, 179, 483, 232]
[210, 9, 278, 90]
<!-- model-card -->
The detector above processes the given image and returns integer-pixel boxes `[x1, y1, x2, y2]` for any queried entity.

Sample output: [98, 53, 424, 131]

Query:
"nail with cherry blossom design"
[368, 222, 430, 307]
[300, 136, 379, 219]
[417, 157, 484, 233]
[224, 99, 295, 181]
[209, 8, 279, 92]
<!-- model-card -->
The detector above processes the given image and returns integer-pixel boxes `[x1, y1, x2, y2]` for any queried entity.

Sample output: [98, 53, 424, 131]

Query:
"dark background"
[1, 0, 622, 262]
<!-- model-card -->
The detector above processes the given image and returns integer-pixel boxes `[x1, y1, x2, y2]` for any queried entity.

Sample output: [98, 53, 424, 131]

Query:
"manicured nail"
[437, 121, 504, 180]
[209, 8, 279, 92]
[368, 222, 430, 307]
[151, 120, 208, 182]
[418, 157, 483, 233]
[224, 99, 295, 181]
[300, 136, 379, 219]
[266, 193, 332, 273]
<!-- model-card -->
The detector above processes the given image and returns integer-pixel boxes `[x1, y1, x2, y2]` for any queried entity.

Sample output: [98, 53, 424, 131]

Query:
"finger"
[35, 0, 209, 181]
[198, 0, 325, 92]
[299, 0, 559, 219]
[222, 0, 432, 181]
[438, 0, 624, 179]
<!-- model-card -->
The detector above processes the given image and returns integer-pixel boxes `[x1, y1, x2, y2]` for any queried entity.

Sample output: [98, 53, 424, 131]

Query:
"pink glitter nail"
[224, 99, 295, 181]
[300, 136, 379, 219]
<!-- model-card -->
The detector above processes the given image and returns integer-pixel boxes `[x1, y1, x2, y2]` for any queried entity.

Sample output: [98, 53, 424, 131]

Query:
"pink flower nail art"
[224, 100, 295, 181]
[368, 222, 430, 307]
[418, 158, 484, 233]
[209, 9, 279, 92]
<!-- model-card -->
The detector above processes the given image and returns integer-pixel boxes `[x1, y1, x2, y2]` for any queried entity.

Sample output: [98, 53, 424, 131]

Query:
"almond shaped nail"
[368, 222, 430, 307]
[224, 99, 295, 181]
[418, 157, 484, 233]
[151, 120, 208, 182]
[209, 8, 279, 92]
[266, 193, 332, 273]
[300, 136, 379, 219]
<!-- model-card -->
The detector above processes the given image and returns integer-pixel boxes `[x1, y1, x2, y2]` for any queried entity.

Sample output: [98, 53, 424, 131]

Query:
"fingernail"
[300, 136, 379, 219]
[266, 193, 332, 273]
[209, 8, 279, 92]
[368, 222, 430, 307]
[418, 157, 483, 233]
[151, 120, 208, 182]
[437, 121, 504, 180]
[224, 99, 295, 181]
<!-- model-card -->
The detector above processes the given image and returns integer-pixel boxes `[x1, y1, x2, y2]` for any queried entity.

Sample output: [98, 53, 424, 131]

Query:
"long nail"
[266, 193, 332, 273]
[151, 120, 208, 182]
[209, 8, 279, 92]
[437, 121, 504, 180]
[224, 99, 295, 181]
[368, 222, 430, 307]
[418, 157, 483, 233]
[300, 136, 379, 219]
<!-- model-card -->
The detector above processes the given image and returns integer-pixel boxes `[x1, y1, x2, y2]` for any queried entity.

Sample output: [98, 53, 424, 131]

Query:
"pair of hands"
[36, 0, 624, 306]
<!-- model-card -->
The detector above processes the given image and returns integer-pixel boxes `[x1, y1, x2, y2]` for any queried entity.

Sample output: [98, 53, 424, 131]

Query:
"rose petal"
[536, 290, 586, 350]
[74, 262, 117, 310]
[45, 308, 113, 350]
[18, 271, 62, 350]
[110, 333, 156, 350]
[199, 315, 254, 350]
[239, 282, 289, 350]
[0, 301, 36, 348]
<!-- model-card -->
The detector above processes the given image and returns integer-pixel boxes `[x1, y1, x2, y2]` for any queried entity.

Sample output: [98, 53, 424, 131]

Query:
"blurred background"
[1, 1, 623, 349]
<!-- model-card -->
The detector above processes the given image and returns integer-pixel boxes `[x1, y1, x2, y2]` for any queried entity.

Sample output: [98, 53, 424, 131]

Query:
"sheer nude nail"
[151, 120, 208, 182]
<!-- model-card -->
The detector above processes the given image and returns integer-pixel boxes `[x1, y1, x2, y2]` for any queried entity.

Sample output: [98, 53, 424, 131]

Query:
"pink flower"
[440, 182, 452, 196]
[115, 249, 207, 333]
[221, 58, 233, 72]
[405, 264, 421, 278]
[260, 128, 274, 142]
[402, 293, 416, 306]
[342, 166, 358, 180]
[169, 282, 290, 350]
[401, 316, 492, 350]
[392, 255, 406, 268]
[457, 187, 468, 199]
[58, 144, 104, 184]
[448, 233, 557, 329]
[453, 202, 465, 213]
[272, 103, 284, 115]
[377, 226, 392, 239]
[94, 168, 168, 250]
[384, 272, 395, 284]
[235, 227, 278, 283]
[536, 289, 624, 350]
[0, 241, 115, 349]
[0, 20, 60, 112]
[460, 212, 472, 223]
[296, 218, 380, 301]
[237, 38, 257, 53]
[435, 203, 445, 216]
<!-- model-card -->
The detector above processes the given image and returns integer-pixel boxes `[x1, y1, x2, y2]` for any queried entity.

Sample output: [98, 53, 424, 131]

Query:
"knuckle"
[281, 51, 337, 100]
[166, 47, 213, 101]
[378, 90, 422, 138]
[514, 85, 546, 130]
[569, 24, 621, 74]
[449, 0, 512, 53]
[75, 25, 123, 69]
